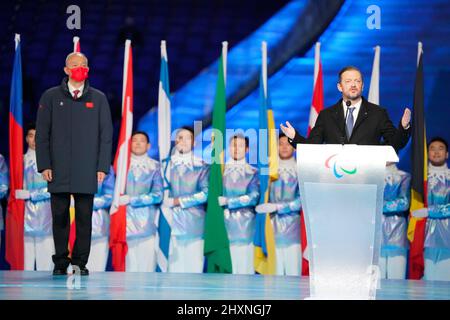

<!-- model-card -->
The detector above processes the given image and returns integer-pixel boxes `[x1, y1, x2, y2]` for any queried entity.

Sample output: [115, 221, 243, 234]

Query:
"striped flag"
[368, 45, 380, 105]
[254, 41, 278, 275]
[68, 36, 81, 256]
[302, 42, 325, 276]
[110, 40, 133, 271]
[204, 41, 232, 273]
[6, 34, 25, 270]
[307, 42, 324, 135]
[156, 40, 172, 272]
[407, 42, 427, 280]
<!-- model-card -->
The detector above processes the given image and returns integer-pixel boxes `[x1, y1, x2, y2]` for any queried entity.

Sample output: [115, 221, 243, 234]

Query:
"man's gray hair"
[65, 52, 88, 66]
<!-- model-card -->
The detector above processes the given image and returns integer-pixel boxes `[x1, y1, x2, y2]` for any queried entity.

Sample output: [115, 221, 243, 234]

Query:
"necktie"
[73, 89, 80, 99]
[346, 106, 355, 139]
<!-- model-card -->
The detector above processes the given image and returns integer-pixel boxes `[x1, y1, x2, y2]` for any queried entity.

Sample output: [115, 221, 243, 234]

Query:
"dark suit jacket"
[289, 97, 411, 151]
[36, 78, 113, 194]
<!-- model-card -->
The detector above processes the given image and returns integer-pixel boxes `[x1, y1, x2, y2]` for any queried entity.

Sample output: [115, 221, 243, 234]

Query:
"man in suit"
[36, 52, 113, 276]
[280, 66, 411, 151]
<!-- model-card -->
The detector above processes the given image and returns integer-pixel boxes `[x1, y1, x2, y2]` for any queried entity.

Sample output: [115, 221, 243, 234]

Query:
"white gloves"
[218, 196, 228, 207]
[163, 197, 175, 208]
[238, 195, 251, 205]
[15, 189, 30, 200]
[411, 208, 428, 218]
[119, 195, 130, 206]
[255, 203, 278, 214]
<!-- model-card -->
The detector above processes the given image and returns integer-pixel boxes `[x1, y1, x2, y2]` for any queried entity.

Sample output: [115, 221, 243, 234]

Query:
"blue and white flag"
[156, 40, 172, 272]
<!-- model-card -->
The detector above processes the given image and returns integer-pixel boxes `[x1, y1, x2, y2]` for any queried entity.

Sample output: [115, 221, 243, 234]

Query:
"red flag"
[109, 40, 133, 271]
[6, 34, 25, 270]
[301, 43, 324, 276]
[306, 42, 324, 135]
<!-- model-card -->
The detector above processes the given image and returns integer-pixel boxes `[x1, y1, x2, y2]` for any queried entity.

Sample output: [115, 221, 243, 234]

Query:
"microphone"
[341, 100, 352, 145]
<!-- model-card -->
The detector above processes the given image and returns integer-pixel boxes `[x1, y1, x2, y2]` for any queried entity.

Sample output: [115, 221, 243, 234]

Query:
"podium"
[296, 144, 398, 300]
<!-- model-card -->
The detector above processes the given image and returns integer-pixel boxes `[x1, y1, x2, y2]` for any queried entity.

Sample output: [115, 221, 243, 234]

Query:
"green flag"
[204, 45, 232, 273]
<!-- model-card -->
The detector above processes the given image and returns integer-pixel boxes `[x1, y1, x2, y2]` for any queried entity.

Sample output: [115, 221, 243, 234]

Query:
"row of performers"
[0, 125, 448, 280]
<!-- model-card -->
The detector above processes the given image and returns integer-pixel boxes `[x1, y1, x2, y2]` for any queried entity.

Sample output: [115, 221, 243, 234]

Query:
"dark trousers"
[51, 193, 94, 269]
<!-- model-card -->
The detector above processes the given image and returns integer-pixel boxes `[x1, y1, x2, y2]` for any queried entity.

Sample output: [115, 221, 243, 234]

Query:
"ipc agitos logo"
[325, 154, 357, 179]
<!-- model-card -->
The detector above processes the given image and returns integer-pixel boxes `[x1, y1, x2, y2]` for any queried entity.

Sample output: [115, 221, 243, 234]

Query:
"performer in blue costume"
[120, 132, 163, 272]
[218, 134, 259, 274]
[256, 133, 301, 276]
[379, 162, 411, 279]
[0, 153, 9, 253]
[166, 126, 209, 273]
[414, 137, 450, 281]
[86, 166, 114, 271]
[15, 124, 54, 270]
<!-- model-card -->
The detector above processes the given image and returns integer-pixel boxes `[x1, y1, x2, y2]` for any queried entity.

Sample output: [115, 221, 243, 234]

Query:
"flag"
[408, 42, 427, 280]
[73, 36, 80, 52]
[254, 41, 278, 275]
[302, 42, 325, 276]
[307, 42, 324, 135]
[368, 45, 380, 105]
[110, 39, 133, 271]
[204, 41, 232, 273]
[6, 34, 25, 270]
[68, 36, 81, 256]
[156, 40, 172, 272]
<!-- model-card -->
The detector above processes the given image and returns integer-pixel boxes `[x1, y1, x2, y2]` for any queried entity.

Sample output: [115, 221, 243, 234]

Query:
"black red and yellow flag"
[407, 42, 428, 280]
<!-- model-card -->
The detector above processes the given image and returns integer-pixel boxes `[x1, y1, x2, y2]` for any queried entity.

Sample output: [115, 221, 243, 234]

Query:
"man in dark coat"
[280, 66, 411, 152]
[36, 52, 113, 276]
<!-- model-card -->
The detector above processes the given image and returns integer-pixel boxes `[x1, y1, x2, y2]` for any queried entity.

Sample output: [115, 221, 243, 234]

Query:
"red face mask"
[69, 66, 89, 82]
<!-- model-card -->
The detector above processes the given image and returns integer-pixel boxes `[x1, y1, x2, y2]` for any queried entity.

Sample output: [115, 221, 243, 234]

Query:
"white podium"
[296, 144, 398, 300]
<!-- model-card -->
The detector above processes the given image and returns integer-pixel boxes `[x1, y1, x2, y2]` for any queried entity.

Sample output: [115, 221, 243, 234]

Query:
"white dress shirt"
[67, 81, 84, 99]
[342, 98, 362, 125]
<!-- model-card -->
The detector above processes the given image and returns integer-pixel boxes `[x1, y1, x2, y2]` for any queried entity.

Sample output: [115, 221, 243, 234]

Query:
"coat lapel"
[330, 99, 348, 142]
[351, 98, 370, 138]
[331, 99, 345, 130]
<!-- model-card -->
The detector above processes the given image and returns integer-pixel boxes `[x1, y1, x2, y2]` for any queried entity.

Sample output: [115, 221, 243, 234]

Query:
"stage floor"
[0, 271, 449, 300]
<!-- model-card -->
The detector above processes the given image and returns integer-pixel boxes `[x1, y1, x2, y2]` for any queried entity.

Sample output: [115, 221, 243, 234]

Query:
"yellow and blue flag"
[254, 41, 278, 275]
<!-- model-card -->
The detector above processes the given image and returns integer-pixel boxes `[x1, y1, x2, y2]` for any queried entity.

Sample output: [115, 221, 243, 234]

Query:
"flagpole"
[417, 41, 423, 66]
[73, 36, 80, 52]
[368, 45, 380, 105]
[222, 41, 228, 86]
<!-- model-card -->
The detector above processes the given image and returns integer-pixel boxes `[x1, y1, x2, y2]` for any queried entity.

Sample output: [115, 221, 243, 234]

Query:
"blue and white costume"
[86, 166, 115, 272]
[0, 154, 9, 251]
[222, 159, 259, 274]
[424, 163, 450, 281]
[379, 164, 411, 279]
[125, 153, 163, 272]
[167, 150, 209, 273]
[22, 149, 54, 271]
[269, 157, 302, 276]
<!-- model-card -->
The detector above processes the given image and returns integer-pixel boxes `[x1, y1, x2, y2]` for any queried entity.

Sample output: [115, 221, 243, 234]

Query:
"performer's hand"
[280, 121, 296, 139]
[411, 208, 428, 218]
[119, 195, 130, 206]
[163, 197, 180, 207]
[255, 203, 278, 214]
[401, 108, 411, 129]
[97, 171, 106, 183]
[15, 189, 30, 200]
[162, 197, 174, 208]
[42, 169, 52, 182]
[218, 196, 228, 206]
